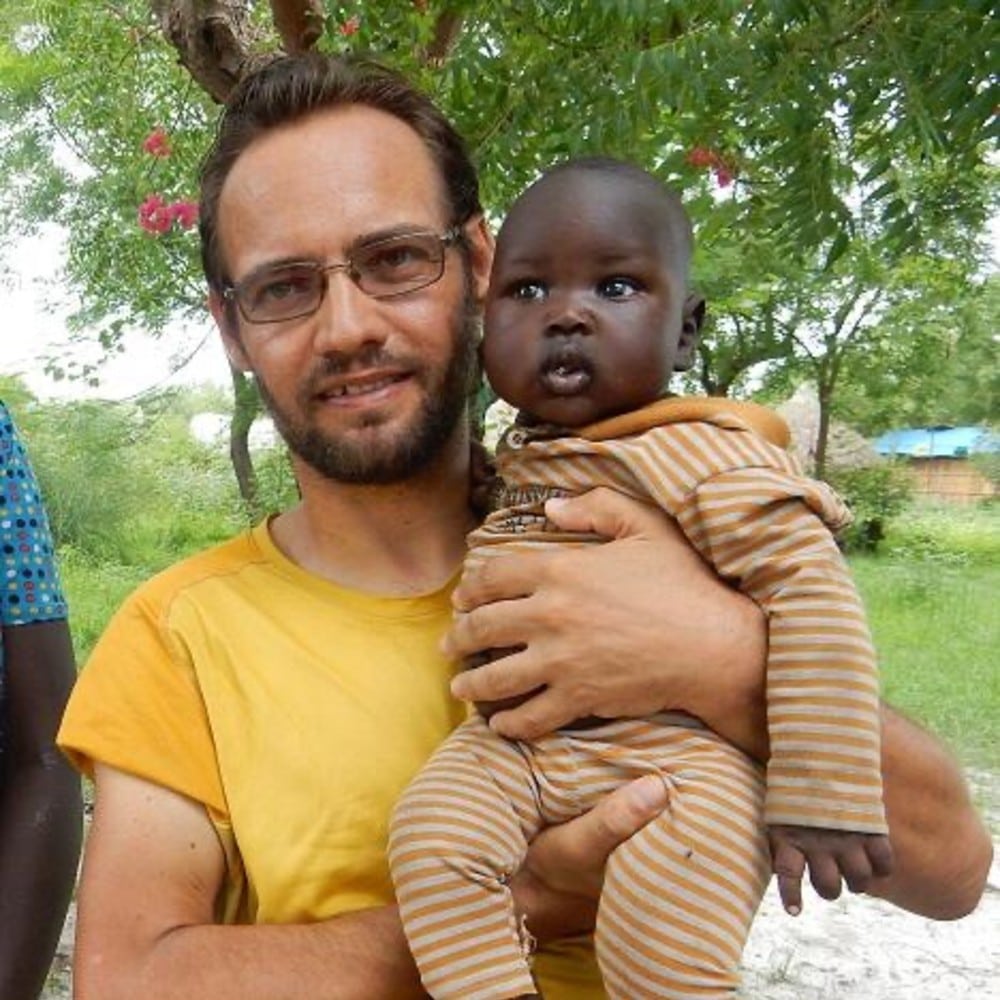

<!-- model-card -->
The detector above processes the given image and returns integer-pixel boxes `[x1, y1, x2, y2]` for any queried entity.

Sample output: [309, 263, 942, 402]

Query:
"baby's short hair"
[513, 156, 694, 278]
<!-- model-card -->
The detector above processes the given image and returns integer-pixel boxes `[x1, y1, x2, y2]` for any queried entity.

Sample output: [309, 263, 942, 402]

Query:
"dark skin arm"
[445, 488, 992, 920]
[0, 619, 82, 1000]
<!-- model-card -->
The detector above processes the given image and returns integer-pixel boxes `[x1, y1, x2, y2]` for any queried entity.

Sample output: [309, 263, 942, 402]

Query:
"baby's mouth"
[539, 346, 593, 395]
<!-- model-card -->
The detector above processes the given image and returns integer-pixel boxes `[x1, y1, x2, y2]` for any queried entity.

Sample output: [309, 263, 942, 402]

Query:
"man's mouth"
[314, 370, 411, 403]
[321, 374, 406, 398]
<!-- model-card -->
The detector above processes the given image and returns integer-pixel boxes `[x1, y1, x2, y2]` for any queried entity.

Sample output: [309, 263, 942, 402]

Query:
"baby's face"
[483, 172, 691, 427]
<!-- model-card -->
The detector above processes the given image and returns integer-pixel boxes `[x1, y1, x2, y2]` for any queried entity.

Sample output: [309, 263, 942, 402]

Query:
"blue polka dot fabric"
[0, 400, 68, 632]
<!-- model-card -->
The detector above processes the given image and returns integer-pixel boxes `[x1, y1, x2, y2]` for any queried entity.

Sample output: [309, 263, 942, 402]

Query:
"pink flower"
[142, 128, 171, 158]
[137, 194, 173, 235]
[339, 15, 361, 35]
[170, 200, 199, 229]
[714, 166, 735, 188]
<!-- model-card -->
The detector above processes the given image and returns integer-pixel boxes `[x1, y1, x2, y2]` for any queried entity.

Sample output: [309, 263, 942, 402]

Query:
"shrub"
[825, 462, 913, 552]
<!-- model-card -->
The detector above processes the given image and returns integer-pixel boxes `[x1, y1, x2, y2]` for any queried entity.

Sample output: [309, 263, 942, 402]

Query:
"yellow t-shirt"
[58, 520, 602, 996]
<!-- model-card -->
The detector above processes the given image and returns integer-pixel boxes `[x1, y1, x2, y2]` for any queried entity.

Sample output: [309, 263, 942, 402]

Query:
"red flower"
[339, 15, 361, 35]
[137, 194, 173, 235]
[170, 200, 199, 229]
[686, 146, 718, 169]
[142, 128, 171, 158]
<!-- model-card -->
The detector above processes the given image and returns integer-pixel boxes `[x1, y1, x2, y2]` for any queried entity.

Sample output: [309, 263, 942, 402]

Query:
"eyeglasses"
[223, 227, 462, 324]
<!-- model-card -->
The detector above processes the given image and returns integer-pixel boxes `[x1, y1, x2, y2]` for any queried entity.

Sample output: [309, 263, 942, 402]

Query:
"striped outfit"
[389, 397, 886, 999]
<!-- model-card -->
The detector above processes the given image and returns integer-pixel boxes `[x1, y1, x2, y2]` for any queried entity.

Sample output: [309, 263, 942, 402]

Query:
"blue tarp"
[873, 426, 999, 459]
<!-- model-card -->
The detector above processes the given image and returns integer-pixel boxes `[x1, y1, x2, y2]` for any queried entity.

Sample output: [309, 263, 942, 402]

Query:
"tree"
[1, 1, 995, 495]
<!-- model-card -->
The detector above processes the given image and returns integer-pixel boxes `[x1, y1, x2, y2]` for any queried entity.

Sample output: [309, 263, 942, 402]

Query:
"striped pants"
[389, 714, 770, 1000]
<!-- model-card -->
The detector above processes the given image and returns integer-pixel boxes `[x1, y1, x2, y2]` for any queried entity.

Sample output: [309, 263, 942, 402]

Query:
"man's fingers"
[450, 652, 541, 703]
[545, 488, 671, 541]
[489, 687, 578, 741]
[443, 601, 532, 661]
[771, 839, 806, 916]
[451, 553, 537, 613]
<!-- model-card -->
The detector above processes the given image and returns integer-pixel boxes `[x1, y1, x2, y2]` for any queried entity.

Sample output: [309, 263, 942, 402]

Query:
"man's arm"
[871, 704, 992, 919]
[445, 488, 991, 920]
[0, 620, 82, 1000]
[75, 765, 426, 1000]
[76, 764, 668, 1000]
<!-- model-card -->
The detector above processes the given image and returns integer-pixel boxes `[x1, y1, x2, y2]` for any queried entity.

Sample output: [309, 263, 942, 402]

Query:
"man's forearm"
[78, 904, 426, 1000]
[868, 704, 992, 918]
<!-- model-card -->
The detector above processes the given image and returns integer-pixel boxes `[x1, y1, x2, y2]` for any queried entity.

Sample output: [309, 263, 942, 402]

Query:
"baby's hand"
[768, 825, 893, 916]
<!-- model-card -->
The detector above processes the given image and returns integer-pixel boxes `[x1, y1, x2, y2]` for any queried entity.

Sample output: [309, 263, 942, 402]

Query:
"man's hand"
[513, 775, 668, 941]
[446, 488, 767, 753]
[769, 825, 894, 917]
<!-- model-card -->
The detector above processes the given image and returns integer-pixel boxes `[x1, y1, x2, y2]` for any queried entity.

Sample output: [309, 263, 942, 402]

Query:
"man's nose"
[311, 269, 386, 355]
[544, 291, 592, 335]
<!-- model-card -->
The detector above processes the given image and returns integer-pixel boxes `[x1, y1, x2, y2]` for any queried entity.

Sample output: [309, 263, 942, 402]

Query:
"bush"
[825, 462, 913, 552]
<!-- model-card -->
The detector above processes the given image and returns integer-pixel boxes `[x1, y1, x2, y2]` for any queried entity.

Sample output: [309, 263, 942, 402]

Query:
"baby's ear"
[674, 293, 706, 370]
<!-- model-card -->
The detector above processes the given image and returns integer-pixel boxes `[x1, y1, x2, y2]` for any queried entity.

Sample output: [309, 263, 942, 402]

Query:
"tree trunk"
[229, 365, 262, 519]
[815, 380, 832, 480]
[150, 0, 258, 103]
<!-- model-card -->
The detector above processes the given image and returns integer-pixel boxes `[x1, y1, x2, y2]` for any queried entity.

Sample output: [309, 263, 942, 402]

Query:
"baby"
[389, 157, 892, 1000]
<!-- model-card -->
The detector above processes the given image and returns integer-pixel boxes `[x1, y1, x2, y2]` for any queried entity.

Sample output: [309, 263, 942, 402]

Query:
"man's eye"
[598, 277, 641, 299]
[511, 281, 547, 301]
[250, 270, 316, 305]
[362, 239, 434, 277]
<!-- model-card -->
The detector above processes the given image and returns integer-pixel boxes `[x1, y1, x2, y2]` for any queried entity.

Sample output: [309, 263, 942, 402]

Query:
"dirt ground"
[42, 770, 1000, 999]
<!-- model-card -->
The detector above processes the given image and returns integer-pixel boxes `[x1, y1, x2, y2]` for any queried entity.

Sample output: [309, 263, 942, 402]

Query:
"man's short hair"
[199, 53, 482, 291]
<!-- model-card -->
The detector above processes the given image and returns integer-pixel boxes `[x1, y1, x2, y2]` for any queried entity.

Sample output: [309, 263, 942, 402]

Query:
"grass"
[849, 501, 1000, 770]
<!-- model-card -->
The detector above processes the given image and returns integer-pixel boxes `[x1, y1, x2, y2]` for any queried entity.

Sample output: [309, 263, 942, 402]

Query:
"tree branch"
[150, 0, 259, 103]
[422, 9, 464, 67]
[269, 0, 323, 54]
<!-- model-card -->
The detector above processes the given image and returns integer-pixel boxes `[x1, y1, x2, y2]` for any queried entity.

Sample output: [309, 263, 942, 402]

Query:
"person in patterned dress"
[0, 400, 81, 1000]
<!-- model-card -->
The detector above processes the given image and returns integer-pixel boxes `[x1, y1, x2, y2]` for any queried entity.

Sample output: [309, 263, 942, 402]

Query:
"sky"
[2, 223, 231, 401]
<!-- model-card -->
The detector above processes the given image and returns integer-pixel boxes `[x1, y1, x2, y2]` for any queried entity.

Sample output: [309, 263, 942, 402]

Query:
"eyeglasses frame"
[221, 225, 464, 325]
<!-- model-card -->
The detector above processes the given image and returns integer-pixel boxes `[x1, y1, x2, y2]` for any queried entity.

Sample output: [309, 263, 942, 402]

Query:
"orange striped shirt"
[470, 397, 886, 833]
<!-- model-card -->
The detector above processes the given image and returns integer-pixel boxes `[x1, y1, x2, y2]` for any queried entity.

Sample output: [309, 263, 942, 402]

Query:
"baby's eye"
[511, 281, 547, 301]
[598, 277, 641, 299]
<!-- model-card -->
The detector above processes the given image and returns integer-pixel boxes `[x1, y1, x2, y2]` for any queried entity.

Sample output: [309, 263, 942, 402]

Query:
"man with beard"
[58, 54, 991, 1000]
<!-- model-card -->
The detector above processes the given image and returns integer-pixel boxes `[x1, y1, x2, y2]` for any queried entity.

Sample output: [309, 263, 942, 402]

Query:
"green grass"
[849, 501, 1000, 770]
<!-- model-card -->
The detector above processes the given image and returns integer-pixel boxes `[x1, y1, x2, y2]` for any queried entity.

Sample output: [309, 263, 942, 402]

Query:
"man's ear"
[208, 289, 251, 372]
[673, 292, 706, 371]
[463, 214, 495, 306]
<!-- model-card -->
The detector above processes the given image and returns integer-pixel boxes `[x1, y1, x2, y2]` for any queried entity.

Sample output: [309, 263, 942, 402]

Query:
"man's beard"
[255, 296, 480, 486]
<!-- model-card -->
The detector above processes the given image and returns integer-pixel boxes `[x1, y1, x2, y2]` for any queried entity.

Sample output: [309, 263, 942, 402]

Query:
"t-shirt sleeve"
[58, 582, 227, 816]
[0, 402, 68, 627]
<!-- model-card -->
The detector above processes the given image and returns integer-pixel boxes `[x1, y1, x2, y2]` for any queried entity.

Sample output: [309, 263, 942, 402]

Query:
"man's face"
[210, 105, 492, 484]
[483, 171, 699, 427]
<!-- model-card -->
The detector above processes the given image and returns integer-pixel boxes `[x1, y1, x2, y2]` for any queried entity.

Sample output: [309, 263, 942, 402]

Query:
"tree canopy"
[0, 1, 995, 493]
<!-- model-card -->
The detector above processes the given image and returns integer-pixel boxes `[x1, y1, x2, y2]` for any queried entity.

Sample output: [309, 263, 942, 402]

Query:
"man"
[59, 54, 990, 1000]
